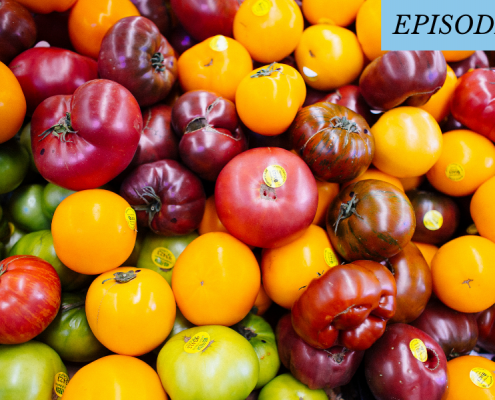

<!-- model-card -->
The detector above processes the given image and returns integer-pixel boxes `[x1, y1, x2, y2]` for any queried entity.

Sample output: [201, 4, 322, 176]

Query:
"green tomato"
[157, 325, 259, 400]
[137, 230, 198, 285]
[7, 184, 51, 232]
[0, 205, 10, 243]
[41, 183, 75, 220]
[37, 292, 109, 363]
[258, 373, 328, 400]
[233, 313, 281, 389]
[0, 139, 29, 194]
[9, 229, 94, 291]
[120, 228, 146, 267]
[19, 123, 38, 174]
[153, 306, 196, 355]
[0, 340, 68, 400]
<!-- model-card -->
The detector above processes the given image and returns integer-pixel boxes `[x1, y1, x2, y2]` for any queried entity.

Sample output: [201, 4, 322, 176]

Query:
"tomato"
[40, 182, 75, 220]
[258, 373, 329, 400]
[414, 241, 438, 267]
[312, 180, 339, 226]
[0, 61, 26, 144]
[442, 50, 476, 62]
[31, 79, 142, 191]
[254, 284, 272, 316]
[16, 0, 76, 13]
[471, 176, 495, 243]
[399, 174, 426, 192]
[86, 267, 176, 356]
[233, 0, 304, 63]
[157, 325, 259, 400]
[172, 232, 260, 326]
[198, 194, 229, 235]
[0, 340, 68, 400]
[68, 0, 140, 59]
[18, 122, 37, 173]
[295, 24, 364, 91]
[0, 139, 29, 194]
[371, 107, 443, 178]
[261, 225, 340, 309]
[426, 129, 495, 197]
[236, 63, 306, 136]
[178, 36, 253, 102]
[432, 236, 495, 313]
[302, 0, 364, 26]
[2, 222, 27, 255]
[62, 354, 167, 400]
[0, 255, 61, 344]
[136, 230, 198, 285]
[449, 51, 489, 77]
[355, 0, 386, 61]
[341, 167, 404, 192]
[419, 65, 457, 123]
[477, 303, 495, 353]
[7, 184, 51, 232]
[51, 189, 137, 275]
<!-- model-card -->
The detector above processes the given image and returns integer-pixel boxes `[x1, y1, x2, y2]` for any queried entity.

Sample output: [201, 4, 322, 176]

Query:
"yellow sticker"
[409, 338, 428, 362]
[252, 0, 272, 16]
[445, 163, 465, 181]
[151, 247, 176, 270]
[184, 332, 211, 353]
[263, 165, 287, 188]
[125, 207, 137, 230]
[209, 35, 228, 52]
[470, 367, 494, 389]
[324, 248, 338, 267]
[423, 210, 443, 231]
[53, 372, 69, 397]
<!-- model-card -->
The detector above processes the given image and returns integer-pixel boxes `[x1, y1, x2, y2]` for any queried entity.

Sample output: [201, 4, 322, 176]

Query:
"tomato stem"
[61, 300, 85, 313]
[333, 192, 363, 233]
[151, 52, 166, 72]
[250, 62, 282, 78]
[102, 270, 141, 284]
[38, 112, 75, 143]
[131, 186, 162, 233]
[232, 324, 258, 341]
[0, 262, 6, 277]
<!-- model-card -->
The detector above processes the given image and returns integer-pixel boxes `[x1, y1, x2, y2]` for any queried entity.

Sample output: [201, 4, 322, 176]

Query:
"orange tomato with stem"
[0, 62, 26, 144]
[302, 0, 365, 26]
[471, 175, 495, 243]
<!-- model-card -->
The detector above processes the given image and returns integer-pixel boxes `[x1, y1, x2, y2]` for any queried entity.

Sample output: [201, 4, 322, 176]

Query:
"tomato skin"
[449, 50, 488, 78]
[16, 0, 76, 13]
[0, 255, 61, 344]
[477, 303, 495, 353]
[31, 79, 142, 191]
[7, 184, 52, 232]
[258, 373, 328, 400]
[0, 61, 26, 144]
[9, 47, 98, 116]
[0, 139, 29, 194]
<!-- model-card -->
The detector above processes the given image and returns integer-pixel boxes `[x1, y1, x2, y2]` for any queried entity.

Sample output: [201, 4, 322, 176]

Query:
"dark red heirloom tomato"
[326, 179, 416, 262]
[215, 147, 318, 249]
[9, 47, 98, 115]
[451, 68, 495, 142]
[33, 11, 74, 51]
[171, 90, 248, 181]
[291, 261, 396, 351]
[0, 255, 61, 344]
[277, 313, 364, 390]
[288, 102, 374, 184]
[98, 16, 178, 108]
[359, 50, 447, 111]
[364, 323, 448, 400]
[477, 303, 495, 353]
[130, 0, 173, 36]
[120, 159, 206, 236]
[449, 50, 489, 78]
[31, 79, 142, 191]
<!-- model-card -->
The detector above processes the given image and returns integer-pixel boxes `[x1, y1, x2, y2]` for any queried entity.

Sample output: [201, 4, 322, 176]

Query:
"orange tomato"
[431, 235, 495, 313]
[15, 0, 76, 13]
[355, 0, 386, 61]
[172, 232, 260, 326]
[51, 189, 137, 275]
[86, 267, 176, 356]
[235, 63, 306, 136]
[442, 50, 476, 62]
[302, 0, 365, 26]
[233, 0, 304, 63]
[312, 180, 340, 226]
[419, 65, 457, 123]
[254, 284, 272, 316]
[413, 242, 438, 268]
[471, 175, 495, 243]
[0, 62, 26, 144]
[398, 175, 425, 191]
[426, 129, 495, 197]
[177, 35, 253, 102]
[68, 0, 140, 59]
[444, 355, 495, 400]
[62, 354, 168, 400]
[294, 24, 364, 91]
[261, 225, 340, 309]
[371, 107, 443, 178]
[197, 195, 229, 235]
[341, 167, 404, 192]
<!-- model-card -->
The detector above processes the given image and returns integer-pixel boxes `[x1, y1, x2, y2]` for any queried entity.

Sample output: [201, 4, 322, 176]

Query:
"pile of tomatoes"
[2, 0, 495, 399]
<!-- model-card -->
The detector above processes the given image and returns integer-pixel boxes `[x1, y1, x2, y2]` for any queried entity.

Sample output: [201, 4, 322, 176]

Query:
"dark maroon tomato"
[441, 113, 466, 132]
[31, 79, 143, 191]
[98, 16, 178, 108]
[120, 159, 206, 236]
[33, 11, 73, 51]
[477, 303, 495, 353]
[9, 47, 98, 116]
[326, 179, 416, 262]
[0, 0, 36, 65]
[385, 242, 432, 324]
[449, 51, 489, 78]
[171, 90, 248, 181]
[245, 125, 291, 151]
[410, 298, 478, 360]
[170, 0, 239, 42]
[277, 313, 364, 390]
[321, 85, 376, 126]
[303, 85, 329, 108]
[129, 104, 179, 168]
[288, 102, 374, 183]
[167, 24, 198, 56]
[130, 0, 173, 36]
[359, 51, 447, 111]
[407, 189, 460, 245]
[364, 323, 448, 400]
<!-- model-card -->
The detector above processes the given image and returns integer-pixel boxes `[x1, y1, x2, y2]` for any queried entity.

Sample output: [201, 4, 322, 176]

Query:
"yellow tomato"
[398, 175, 425, 191]
[413, 242, 438, 268]
[419, 65, 457, 122]
[295, 24, 364, 91]
[86, 267, 176, 356]
[233, 0, 304, 63]
[442, 50, 476, 62]
[312, 180, 340, 226]
[302, 0, 365, 26]
[178, 35, 253, 102]
[355, 0, 387, 61]
[0, 62, 26, 144]
[341, 167, 404, 191]
[235, 63, 306, 136]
